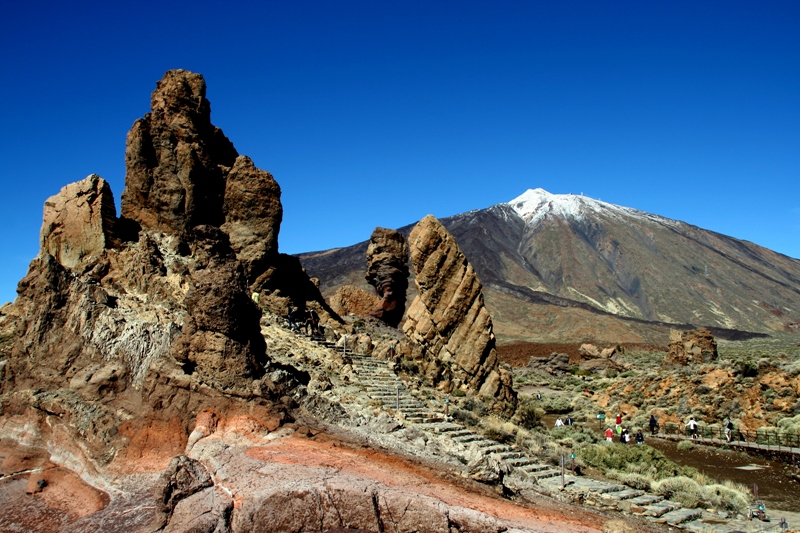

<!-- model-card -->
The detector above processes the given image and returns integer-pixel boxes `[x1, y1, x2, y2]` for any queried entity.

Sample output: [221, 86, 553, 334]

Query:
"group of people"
[604, 413, 646, 445]
[554, 416, 574, 427]
[287, 306, 322, 336]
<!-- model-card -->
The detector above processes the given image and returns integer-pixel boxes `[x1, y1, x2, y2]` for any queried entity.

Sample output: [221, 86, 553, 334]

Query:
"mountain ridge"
[299, 189, 800, 344]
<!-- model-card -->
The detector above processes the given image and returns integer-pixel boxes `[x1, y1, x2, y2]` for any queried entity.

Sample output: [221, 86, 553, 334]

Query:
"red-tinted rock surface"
[402, 216, 515, 410]
[365, 228, 409, 328]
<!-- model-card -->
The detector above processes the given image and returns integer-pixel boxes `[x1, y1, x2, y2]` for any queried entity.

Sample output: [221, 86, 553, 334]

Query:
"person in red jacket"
[615, 413, 622, 427]
[605, 427, 614, 442]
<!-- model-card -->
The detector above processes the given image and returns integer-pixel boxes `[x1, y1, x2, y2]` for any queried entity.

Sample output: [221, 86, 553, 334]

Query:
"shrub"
[451, 408, 477, 426]
[605, 369, 619, 378]
[515, 399, 543, 430]
[579, 443, 697, 480]
[399, 358, 418, 374]
[676, 440, 695, 452]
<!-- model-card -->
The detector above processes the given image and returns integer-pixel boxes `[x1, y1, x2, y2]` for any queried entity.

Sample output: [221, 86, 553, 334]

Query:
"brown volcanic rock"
[403, 215, 515, 409]
[40, 174, 116, 270]
[171, 226, 266, 389]
[121, 69, 238, 234]
[330, 284, 379, 317]
[664, 327, 718, 366]
[222, 155, 282, 283]
[365, 228, 409, 327]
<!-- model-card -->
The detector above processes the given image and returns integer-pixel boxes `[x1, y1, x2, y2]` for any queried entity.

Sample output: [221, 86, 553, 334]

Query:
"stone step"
[479, 444, 514, 454]
[520, 464, 551, 473]
[587, 483, 627, 494]
[658, 507, 702, 526]
[451, 434, 484, 443]
[493, 451, 524, 460]
[606, 489, 646, 500]
[626, 494, 663, 506]
[407, 416, 446, 423]
[530, 469, 561, 480]
[642, 500, 682, 517]
[506, 457, 539, 467]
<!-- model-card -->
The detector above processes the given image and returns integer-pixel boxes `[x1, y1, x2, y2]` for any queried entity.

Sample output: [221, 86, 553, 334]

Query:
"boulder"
[121, 69, 238, 234]
[40, 174, 116, 270]
[579, 343, 600, 357]
[365, 228, 409, 328]
[403, 215, 515, 409]
[329, 285, 379, 317]
[664, 328, 717, 366]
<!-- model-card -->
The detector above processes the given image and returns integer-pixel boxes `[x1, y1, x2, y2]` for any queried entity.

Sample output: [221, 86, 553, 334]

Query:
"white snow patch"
[507, 188, 677, 228]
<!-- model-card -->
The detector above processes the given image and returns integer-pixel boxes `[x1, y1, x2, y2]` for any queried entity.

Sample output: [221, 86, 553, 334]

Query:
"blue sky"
[1, 1, 798, 305]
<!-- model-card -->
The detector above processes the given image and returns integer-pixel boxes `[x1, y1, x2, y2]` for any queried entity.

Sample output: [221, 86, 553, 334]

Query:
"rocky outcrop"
[40, 174, 116, 270]
[1, 70, 304, 474]
[402, 215, 515, 410]
[365, 228, 409, 327]
[121, 69, 237, 234]
[221, 155, 282, 283]
[664, 328, 718, 366]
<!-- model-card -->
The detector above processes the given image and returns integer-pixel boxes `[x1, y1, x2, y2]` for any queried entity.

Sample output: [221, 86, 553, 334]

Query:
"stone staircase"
[345, 354, 728, 531]
[277, 329, 735, 531]
[349, 355, 445, 423]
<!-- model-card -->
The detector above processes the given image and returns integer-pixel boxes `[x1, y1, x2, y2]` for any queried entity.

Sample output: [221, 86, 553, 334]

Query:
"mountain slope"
[299, 189, 800, 343]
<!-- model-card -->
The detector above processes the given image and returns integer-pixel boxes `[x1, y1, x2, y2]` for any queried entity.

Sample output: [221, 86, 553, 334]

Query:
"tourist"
[555, 417, 564, 428]
[649, 414, 658, 436]
[615, 413, 622, 428]
[287, 306, 299, 331]
[724, 418, 734, 443]
[620, 428, 629, 444]
[635, 430, 644, 445]
[686, 417, 699, 439]
[605, 427, 614, 442]
[565, 415, 574, 426]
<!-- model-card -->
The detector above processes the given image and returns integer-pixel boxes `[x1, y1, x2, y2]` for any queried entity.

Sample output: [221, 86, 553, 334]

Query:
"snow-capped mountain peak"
[507, 188, 658, 226]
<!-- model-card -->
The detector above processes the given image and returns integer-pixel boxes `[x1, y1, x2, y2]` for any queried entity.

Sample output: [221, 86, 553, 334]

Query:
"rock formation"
[402, 215, 515, 410]
[40, 174, 117, 270]
[121, 69, 237, 234]
[221, 155, 282, 282]
[664, 328, 718, 366]
[365, 227, 409, 327]
[1, 70, 323, 475]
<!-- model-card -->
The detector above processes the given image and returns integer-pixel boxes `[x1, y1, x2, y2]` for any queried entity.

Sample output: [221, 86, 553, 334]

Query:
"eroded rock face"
[40, 174, 116, 270]
[403, 215, 515, 410]
[221, 155, 282, 283]
[664, 328, 718, 366]
[121, 69, 238, 234]
[365, 228, 409, 328]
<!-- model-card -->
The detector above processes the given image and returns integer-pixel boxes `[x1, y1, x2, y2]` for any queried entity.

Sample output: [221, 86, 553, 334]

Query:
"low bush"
[579, 443, 697, 480]
[676, 440, 695, 452]
[515, 399, 543, 429]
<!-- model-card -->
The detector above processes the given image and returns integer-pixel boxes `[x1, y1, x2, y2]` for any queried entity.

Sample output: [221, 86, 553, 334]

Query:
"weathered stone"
[403, 215, 515, 409]
[330, 285, 379, 317]
[121, 69, 238, 234]
[365, 228, 409, 328]
[153, 454, 214, 530]
[221, 155, 282, 283]
[40, 174, 116, 270]
[664, 328, 717, 366]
